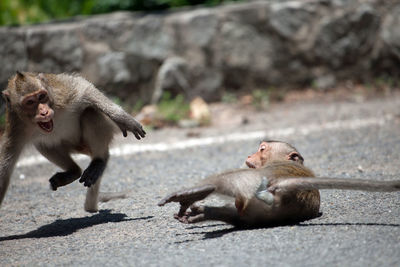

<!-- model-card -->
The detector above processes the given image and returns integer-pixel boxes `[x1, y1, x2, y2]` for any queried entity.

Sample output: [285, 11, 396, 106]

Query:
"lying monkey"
[0, 71, 146, 212]
[158, 141, 399, 227]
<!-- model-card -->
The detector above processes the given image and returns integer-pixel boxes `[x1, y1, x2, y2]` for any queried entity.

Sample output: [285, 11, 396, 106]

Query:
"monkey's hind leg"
[36, 145, 82, 191]
[175, 205, 241, 225]
[80, 108, 114, 212]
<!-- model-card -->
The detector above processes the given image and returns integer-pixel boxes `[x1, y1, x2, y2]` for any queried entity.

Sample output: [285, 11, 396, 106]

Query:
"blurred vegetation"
[251, 89, 269, 110]
[158, 92, 189, 123]
[0, 0, 240, 26]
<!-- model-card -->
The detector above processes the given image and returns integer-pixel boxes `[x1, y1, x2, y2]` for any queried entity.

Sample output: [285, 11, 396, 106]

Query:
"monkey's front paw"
[116, 117, 146, 139]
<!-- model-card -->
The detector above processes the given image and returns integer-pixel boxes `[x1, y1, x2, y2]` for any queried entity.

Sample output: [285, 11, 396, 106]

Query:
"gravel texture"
[1, 93, 399, 267]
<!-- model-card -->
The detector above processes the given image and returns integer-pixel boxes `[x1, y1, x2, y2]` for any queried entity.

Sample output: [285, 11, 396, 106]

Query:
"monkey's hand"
[114, 115, 146, 140]
[174, 205, 206, 224]
[158, 185, 215, 207]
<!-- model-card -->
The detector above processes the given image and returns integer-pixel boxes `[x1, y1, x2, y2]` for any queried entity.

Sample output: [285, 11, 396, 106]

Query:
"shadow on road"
[297, 222, 400, 227]
[174, 221, 400, 243]
[0, 209, 153, 242]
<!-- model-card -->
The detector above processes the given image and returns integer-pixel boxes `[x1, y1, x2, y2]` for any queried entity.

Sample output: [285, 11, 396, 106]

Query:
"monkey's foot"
[84, 205, 99, 213]
[49, 170, 81, 191]
[79, 158, 106, 187]
[49, 177, 59, 191]
[174, 205, 205, 224]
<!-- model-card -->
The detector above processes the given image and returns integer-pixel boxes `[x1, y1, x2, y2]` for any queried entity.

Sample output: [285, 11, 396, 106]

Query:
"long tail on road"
[271, 177, 400, 193]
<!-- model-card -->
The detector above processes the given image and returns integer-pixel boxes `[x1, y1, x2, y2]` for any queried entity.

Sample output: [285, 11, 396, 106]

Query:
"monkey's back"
[244, 161, 321, 226]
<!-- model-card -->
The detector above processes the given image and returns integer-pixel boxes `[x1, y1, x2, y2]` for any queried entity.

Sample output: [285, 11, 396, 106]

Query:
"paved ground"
[1, 92, 399, 266]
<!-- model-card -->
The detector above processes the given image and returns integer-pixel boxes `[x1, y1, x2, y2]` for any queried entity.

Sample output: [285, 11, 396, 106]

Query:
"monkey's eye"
[24, 99, 36, 107]
[259, 146, 266, 151]
[38, 93, 48, 102]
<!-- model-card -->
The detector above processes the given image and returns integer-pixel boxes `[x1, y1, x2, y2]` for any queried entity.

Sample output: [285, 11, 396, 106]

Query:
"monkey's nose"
[40, 109, 48, 116]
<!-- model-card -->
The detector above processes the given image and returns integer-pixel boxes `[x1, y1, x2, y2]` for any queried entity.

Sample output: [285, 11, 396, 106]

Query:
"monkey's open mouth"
[38, 120, 54, 132]
[246, 162, 256, 169]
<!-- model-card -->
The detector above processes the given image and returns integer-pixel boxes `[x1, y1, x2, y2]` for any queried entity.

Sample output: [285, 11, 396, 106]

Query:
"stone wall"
[1, 0, 399, 104]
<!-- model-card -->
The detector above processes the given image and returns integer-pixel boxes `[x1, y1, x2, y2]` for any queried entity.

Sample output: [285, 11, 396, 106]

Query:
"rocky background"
[0, 0, 399, 105]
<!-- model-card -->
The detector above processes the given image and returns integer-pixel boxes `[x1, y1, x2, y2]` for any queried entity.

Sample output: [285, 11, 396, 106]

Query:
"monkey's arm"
[159, 169, 264, 218]
[158, 185, 216, 216]
[0, 116, 26, 206]
[269, 177, 400, 193]
[82, 85, 146, 139]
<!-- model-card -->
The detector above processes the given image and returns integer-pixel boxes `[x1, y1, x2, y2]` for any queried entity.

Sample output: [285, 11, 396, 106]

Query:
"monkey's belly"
[73, 142, 91, 155]
[242, 193, 320, 225]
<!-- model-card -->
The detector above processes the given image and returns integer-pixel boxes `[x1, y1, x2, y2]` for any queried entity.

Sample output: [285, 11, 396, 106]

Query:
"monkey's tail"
[272, 177, 400, 193]
[99, 190, 132, 202]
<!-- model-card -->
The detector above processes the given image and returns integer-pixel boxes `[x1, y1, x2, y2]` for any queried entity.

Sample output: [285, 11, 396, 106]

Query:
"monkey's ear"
[16, 71, 25, 79]
[38, 73, 47, 83]
[288, 152, 304, 164]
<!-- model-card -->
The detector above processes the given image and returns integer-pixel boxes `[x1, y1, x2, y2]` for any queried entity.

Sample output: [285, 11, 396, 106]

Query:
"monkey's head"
[2, 71, 55, 133]
[245, 140, 304, 168]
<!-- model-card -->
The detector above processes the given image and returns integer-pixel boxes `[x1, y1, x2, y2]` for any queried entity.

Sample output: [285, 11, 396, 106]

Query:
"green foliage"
[158, 92, 189, 123]
[252, 89, 269, 110]
[375, 76, 397, 89]
[131, 98, 144, 114]
[221, 91, 237, 104]
[0, 0, 93, 25]
[0, 0, 241, 26]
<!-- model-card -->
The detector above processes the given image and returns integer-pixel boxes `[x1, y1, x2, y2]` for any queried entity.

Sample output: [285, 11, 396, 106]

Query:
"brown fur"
[159, 141, 399, 227]
[0, 72, 145, 212]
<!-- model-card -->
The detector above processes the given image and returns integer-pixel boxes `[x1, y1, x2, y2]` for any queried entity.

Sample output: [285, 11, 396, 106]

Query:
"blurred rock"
[189, 97, 211, 126]
[381, 5, 400, 60]
[152, 57, 190, 104]
[178, 119, 200, 129]
[0, 28, 27, 91]
[136, 105, 165, 129]
[0, 0, 399, 105]
[26, 25, 83, 73]
[314, 74, 336, 90]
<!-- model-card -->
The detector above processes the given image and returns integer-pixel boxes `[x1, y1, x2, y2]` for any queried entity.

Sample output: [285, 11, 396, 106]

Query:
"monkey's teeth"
[38, 120, 54, 132]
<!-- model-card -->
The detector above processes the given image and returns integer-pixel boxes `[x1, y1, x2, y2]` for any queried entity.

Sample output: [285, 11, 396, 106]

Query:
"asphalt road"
[1, 94, 399, 266]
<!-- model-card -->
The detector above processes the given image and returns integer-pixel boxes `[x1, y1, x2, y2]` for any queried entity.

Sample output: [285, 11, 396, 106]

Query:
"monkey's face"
[245, 141, 304, 168]
[21, 89, 54, 133]
[246, 142, 270, 168]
